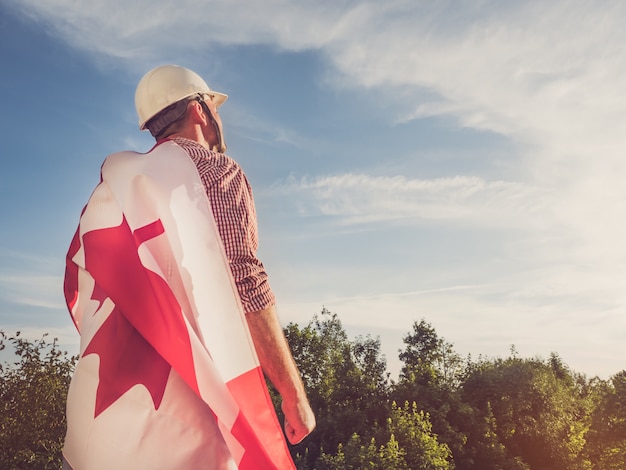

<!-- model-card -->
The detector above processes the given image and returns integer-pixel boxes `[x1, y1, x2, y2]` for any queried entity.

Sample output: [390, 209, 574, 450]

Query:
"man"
[62, 65, 315, 469]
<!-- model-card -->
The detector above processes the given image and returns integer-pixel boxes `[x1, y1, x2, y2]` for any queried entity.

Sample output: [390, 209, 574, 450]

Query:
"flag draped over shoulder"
[63, 141, 295, 470]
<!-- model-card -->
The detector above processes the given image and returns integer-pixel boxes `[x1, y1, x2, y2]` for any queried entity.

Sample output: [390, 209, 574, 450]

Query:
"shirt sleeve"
[175, 138, 276, 313]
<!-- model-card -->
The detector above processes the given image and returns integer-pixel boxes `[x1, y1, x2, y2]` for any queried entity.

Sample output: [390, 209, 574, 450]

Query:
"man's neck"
[169, 128, 210, 150]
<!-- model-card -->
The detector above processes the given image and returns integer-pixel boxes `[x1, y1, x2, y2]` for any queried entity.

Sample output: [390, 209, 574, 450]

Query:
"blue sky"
[1, 0, 625, 379]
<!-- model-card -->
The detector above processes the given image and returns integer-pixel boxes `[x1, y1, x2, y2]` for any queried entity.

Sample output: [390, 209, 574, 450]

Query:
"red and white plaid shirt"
[170, 137, 276, 313]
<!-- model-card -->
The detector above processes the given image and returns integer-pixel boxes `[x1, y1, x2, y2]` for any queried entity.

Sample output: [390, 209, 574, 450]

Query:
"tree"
[463, 401, 530, 470]
[584, 371, 626, 469]
[0, 331, 77, 469]
[398, 319, 464, 390]
[317, 402, 453, 470]
[461, 354, 592, 470]
[317, 433, 407, 470]
[5, 312, 623, 470]
[388, 401, 454, 470]
[281, 308, 390, 467]
[394, 319, 470, 467]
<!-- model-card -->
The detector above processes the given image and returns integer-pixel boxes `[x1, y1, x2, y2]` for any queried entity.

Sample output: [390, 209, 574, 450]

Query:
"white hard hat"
[135, 64, 228, 130]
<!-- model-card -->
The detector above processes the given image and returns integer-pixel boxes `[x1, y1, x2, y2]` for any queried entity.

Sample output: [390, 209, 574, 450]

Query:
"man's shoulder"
[102, 143, 194, 176]
[169, 137, 204, 154]
[170, 138, 240, 173]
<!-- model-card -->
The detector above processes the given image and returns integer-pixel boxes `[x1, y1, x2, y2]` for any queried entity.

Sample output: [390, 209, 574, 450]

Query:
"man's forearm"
[245, 305, 315, 443]
[246, 305, 306, 401]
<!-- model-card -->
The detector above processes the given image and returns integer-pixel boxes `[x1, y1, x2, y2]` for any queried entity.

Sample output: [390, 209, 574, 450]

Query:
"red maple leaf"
[80, 216, 198, 417]
[84, 305, 171, 417]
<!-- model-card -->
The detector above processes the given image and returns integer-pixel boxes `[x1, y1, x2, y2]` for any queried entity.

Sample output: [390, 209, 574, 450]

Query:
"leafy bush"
[0, 331, 76, 469]
[2, 310, 626, 470]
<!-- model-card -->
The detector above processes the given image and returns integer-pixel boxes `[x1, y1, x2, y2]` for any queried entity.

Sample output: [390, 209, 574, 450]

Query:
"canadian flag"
[63, 142, 295, 469]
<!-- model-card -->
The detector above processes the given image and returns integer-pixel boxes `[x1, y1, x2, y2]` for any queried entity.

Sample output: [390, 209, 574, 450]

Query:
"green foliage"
[387, 401, 453, 469]
[283, 308, 391, 466]
[3, 311, 626, 470]
[0, 331, 77, 469]
[398, 319, 464, 389]
[317, 402, 453, 470]
[461, 353, 593, 470]
[583, 371, 626, 469]
[282, 310, 455, 469]
[318, 433, 407, 470]
[393, 319, 470, 466]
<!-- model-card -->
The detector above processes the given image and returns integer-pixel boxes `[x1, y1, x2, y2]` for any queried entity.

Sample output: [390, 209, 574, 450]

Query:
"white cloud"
[313, 1, 626, 260]
[0, 274, 65, 311]
[9, 0, 356, 65]
[280, 280, 626, 379]
[227, 106, 316, 149]
[12, 0, 626, 206]
[12, 0, 626, 175]
[0, 251, 66, 311]
[270, 172, 552, 228]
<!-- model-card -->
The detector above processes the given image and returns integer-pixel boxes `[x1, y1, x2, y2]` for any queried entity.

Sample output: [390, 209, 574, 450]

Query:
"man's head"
[135, 65, 228, 151]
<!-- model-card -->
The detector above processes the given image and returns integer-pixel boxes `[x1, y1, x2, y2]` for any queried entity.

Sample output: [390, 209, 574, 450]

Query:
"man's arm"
[245, 305, 316, 444]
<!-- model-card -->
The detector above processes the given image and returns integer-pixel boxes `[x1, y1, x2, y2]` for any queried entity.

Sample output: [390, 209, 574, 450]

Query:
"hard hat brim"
[211, 91, 228, 108]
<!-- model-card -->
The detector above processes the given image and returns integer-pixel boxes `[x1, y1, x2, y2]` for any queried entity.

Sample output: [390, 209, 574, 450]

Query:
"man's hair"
[145, 97, 195, 139]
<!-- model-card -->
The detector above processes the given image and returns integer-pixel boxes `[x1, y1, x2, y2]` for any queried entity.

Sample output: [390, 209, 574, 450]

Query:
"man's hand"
[282, 396, 316, 444]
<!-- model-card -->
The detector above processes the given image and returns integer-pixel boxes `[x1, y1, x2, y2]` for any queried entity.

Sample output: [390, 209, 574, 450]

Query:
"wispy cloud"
[12, 1, 626, 170]
[12, 0, 626, 199]
[314, 1, 626, 255]
[11, 0, 626, 140]
[0, 274, 65, 311]
[227, 106, 316, 149]
[0, 250, 66, 311]
[8, 0, 355, 67]
[270, 173, 551, 228]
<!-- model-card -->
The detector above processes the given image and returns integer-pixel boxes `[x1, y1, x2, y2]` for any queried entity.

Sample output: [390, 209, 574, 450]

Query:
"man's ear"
[188, 101, 207, 125]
